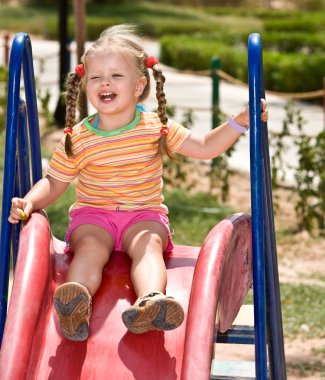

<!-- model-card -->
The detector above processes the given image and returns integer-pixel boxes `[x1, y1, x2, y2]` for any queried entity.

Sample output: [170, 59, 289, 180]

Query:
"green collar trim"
[83, 110, 141, 136]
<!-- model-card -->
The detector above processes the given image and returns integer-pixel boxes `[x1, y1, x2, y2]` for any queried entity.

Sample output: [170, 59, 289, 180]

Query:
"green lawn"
[0, 1, 263, 39]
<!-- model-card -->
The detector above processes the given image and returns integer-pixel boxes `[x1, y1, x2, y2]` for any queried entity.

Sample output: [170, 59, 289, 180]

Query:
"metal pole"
[54, 0, 70, 127]
[73, 0, 88, 120]
[0, 33, 41, 346]
[4, 34, 9, 66]
[323, 77, 325, 130]
[211, 56, 220, 130]
[248, 33, 268, 380]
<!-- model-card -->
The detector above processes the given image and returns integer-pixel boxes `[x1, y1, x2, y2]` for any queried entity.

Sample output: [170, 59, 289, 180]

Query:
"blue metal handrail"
[0, 33, 42, 346]
[248, 33, 286, 379]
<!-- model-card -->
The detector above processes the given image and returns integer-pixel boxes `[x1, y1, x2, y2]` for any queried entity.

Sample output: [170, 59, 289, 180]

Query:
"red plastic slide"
[0, 211, 252, 379]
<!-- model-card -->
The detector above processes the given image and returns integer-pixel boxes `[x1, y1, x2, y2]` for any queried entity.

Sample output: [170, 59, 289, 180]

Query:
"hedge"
[263, 14, 325, 33]
[160, 35, 325, 93]
[257, 32, 325, 54]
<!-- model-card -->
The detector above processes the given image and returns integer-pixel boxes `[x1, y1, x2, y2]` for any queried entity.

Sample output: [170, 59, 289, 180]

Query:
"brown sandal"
[53, 282, 92, 341]
[122, 292, 184, 334]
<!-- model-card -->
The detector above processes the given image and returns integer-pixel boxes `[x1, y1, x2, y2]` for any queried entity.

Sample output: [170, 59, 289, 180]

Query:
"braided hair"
[64, 72, 82, 157]
[150, 63, 172, 158]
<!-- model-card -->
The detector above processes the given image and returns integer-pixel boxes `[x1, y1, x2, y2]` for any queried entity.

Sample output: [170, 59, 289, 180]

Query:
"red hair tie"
[75, 64, 85, 77]
[64, 127, 73, 135]
[160, 126, 169, 135]
[146, 56, 159, 69]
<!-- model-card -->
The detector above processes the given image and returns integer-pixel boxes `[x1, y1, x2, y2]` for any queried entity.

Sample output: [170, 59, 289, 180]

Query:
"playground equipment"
[0, 33, 286, 379]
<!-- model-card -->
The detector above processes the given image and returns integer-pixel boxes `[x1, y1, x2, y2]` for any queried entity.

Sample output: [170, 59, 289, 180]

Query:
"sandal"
[122, 291, 184, 334]
[53, 282, 92, 341]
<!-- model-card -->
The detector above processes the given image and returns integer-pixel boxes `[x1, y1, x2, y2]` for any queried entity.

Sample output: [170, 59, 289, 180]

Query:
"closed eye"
[112, 73, 123, 78]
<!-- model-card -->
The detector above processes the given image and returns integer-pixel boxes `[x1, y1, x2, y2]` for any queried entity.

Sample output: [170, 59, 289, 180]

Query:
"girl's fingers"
[261, 99, 268, 122]
[23, 202, 33, 217]
[18, 209, 29, 220]
[8, 198, 30, 223]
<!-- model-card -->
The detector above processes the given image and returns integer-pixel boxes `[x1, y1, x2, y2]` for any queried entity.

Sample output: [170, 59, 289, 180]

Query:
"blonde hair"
[64, 24, 171, 158]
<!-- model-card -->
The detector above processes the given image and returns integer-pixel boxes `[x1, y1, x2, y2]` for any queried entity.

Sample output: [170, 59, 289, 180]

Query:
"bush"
[263, 13, 325, 33]
[260, 32, 325, 54]
[272, 102, 325, 233]
[160, 34, 325, 93]
[263, 51, 325, 93]
[160, 35, 247, 72]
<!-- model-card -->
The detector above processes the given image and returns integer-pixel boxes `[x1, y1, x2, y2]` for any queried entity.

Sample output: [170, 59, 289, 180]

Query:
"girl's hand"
[8, 198, 33, 224]
[261, 99, 268, 122]
[233, 98, 268, 129]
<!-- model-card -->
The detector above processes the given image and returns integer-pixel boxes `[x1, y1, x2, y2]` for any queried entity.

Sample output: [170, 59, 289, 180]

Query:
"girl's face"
[85, 50, 147, 120]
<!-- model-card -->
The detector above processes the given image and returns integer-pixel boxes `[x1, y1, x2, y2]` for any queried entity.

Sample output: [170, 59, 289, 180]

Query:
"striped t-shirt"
[46, 110, 191, 214]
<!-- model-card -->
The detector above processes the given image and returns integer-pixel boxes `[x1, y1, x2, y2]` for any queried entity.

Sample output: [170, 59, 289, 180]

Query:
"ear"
[135, 76, 147, 97]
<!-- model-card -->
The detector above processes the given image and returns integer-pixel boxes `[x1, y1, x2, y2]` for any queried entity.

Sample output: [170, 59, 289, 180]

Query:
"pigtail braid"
[152, 66, 173, 159]
[64, 72, 82, 158]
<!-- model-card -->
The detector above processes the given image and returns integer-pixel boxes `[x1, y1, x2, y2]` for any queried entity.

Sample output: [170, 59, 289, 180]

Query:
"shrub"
[271, 102, 325, 233]
[160, 34, 325, 93]
[160, 35, 247, 74]
[263, 14, 325, 33]
[260, 32, 325, 54]
[263, 51, 325, 93]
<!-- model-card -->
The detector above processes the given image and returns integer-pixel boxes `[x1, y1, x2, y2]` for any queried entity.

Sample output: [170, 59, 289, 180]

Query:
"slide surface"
[0, 212, 252, 380]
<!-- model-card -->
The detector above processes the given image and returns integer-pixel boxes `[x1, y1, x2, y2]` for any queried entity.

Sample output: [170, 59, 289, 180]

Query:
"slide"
[0, 211, 252, 379]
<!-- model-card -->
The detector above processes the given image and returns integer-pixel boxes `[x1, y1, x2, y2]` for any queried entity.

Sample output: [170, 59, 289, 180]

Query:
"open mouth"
[99, 92, 117, 102]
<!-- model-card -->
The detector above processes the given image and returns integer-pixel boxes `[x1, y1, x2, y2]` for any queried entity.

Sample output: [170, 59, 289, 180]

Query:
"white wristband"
[227, 117, 247, 133]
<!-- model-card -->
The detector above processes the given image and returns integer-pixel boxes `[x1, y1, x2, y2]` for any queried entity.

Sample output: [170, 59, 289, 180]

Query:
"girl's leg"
[54, 224, 114, 341]
[68, 224, 115, 295]
[122, 221, 168, 297]
[121, 221, 184, 334]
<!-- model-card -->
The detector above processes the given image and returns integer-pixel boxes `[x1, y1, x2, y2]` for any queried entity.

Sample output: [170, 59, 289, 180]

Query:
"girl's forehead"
[86, 48, 135, 68]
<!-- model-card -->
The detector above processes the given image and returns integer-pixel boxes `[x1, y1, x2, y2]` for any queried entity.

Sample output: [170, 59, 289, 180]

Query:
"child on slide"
[9, 24, 268, 341]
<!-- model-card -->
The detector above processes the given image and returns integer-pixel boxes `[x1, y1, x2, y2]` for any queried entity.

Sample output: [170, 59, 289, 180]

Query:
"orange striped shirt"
[46, 110, 191, 214]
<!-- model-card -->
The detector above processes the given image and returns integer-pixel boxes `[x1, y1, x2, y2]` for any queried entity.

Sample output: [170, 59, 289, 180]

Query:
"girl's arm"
[178, 100, 268, 160]
[8, 175, 70, 224]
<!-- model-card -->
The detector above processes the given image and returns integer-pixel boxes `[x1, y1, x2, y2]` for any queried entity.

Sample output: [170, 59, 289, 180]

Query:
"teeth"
[100, 92, 115, 100]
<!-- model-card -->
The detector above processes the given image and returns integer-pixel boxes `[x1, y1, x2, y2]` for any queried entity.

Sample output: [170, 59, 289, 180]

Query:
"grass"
[0, 4, 56, 36]
[45, 184, 75, 240]
[286, 360, 325, 378]
[0, 2, 263, 39]
[245, 282, 325, 339]
[280, 283, 325, 339]
[305, 272, 325, 282]
[1, 1, 321, 42]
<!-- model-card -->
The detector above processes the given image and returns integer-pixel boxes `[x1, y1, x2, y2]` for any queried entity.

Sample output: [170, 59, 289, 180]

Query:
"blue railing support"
[0, 33, 42, 346]
[248, 33, 268, 380]
[248, 33, 286, 379]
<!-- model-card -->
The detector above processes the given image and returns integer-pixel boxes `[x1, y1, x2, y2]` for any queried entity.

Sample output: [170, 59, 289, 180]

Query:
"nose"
[100, 77, 111, 86]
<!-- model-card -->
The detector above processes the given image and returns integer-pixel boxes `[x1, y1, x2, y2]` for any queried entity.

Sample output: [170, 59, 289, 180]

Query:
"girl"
[9, 25, 268, 341]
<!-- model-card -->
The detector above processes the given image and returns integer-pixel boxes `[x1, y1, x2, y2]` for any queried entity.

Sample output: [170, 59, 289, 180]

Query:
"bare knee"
[70, 225, 114, 261]
[122, 221, 168, 257]
[67, 226, 114, 295]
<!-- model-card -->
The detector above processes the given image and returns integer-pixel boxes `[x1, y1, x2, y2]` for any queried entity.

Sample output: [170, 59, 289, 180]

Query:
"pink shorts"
[66, 207, 174, 253]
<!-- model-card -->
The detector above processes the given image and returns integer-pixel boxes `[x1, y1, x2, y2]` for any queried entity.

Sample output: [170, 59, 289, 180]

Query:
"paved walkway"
[2, 37, 324, 183]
